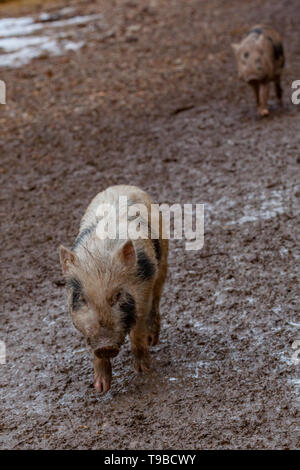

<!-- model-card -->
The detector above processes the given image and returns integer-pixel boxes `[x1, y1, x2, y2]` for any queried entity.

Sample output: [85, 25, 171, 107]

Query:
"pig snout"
[94, 345, 120, 359]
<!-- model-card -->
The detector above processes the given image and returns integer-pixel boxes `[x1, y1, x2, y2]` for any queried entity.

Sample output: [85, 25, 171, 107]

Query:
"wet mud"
[0, 0, 299, 449]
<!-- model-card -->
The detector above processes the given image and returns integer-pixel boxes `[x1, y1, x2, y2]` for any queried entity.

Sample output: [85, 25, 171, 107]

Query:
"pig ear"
[59, 245, 76, 275]
[120, 240, 136, 267]
[231, 43, 240, 55]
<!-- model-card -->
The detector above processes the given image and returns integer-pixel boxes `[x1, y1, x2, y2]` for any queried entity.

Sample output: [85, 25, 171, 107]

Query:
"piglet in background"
[232, 24, 285, 116]
[59, 185, 168, 393]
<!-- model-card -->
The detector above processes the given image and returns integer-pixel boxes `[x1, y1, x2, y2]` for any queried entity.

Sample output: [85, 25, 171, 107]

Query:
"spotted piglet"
[59, 185, 168, 393]
[232, 24, 285, 116]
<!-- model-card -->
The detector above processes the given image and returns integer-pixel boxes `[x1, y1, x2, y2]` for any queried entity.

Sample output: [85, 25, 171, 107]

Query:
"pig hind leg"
[147, 273, 166, 346]
[130, 320, 151, 373]
[250, 82, 260, 107]
[93, 355, 112, 393]
[147, 241, 168, 346]
[274, 76, 283, 104]
[147, 301, 160, 347]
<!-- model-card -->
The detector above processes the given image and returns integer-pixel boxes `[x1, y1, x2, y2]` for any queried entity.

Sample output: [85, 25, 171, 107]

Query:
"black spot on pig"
[137, 251, 155, 280]
[273, 42, 284, 63]
[67, 278, 85, 311]
[264, 35, 284, 64]
[250, 27, 262, 36]
[120, 292, 136, 330]
[72, 224, 96, 250]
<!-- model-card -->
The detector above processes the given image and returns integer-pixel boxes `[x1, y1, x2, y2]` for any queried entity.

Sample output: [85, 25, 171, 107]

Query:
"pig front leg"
[93, 355, 112, 393]
[130, 321, 151, 373]
[258, 82, 270, 116]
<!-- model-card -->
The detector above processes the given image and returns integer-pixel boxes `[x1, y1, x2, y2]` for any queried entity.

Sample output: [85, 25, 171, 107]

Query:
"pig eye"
[244, 51, 250, 58]
[110, 289, 123, 306]
[68, 278, 87, 311]
[72, 291, 87, 310]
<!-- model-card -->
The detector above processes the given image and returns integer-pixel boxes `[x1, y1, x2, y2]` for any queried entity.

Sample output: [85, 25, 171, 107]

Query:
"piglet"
[232, 24, 284, 116]
[59, 185, 168, 393]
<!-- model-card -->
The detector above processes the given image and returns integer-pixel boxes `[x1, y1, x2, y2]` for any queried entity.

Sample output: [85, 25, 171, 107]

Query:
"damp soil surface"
[0, 0, 299, 450]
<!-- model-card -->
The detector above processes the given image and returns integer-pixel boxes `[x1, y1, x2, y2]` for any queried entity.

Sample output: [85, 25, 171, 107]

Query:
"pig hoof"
[94, 375, 111, 393]
[134, 357, 150, 373]
[147, 334, 159, 347]
[259, 108, 269, 117]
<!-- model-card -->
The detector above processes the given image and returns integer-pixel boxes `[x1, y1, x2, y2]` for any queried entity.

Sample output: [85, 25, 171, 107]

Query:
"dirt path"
[0, 0, 299, 449]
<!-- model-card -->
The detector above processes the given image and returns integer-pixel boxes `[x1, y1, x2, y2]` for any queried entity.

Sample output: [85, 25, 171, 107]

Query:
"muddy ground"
[0, 0, 299, 450]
